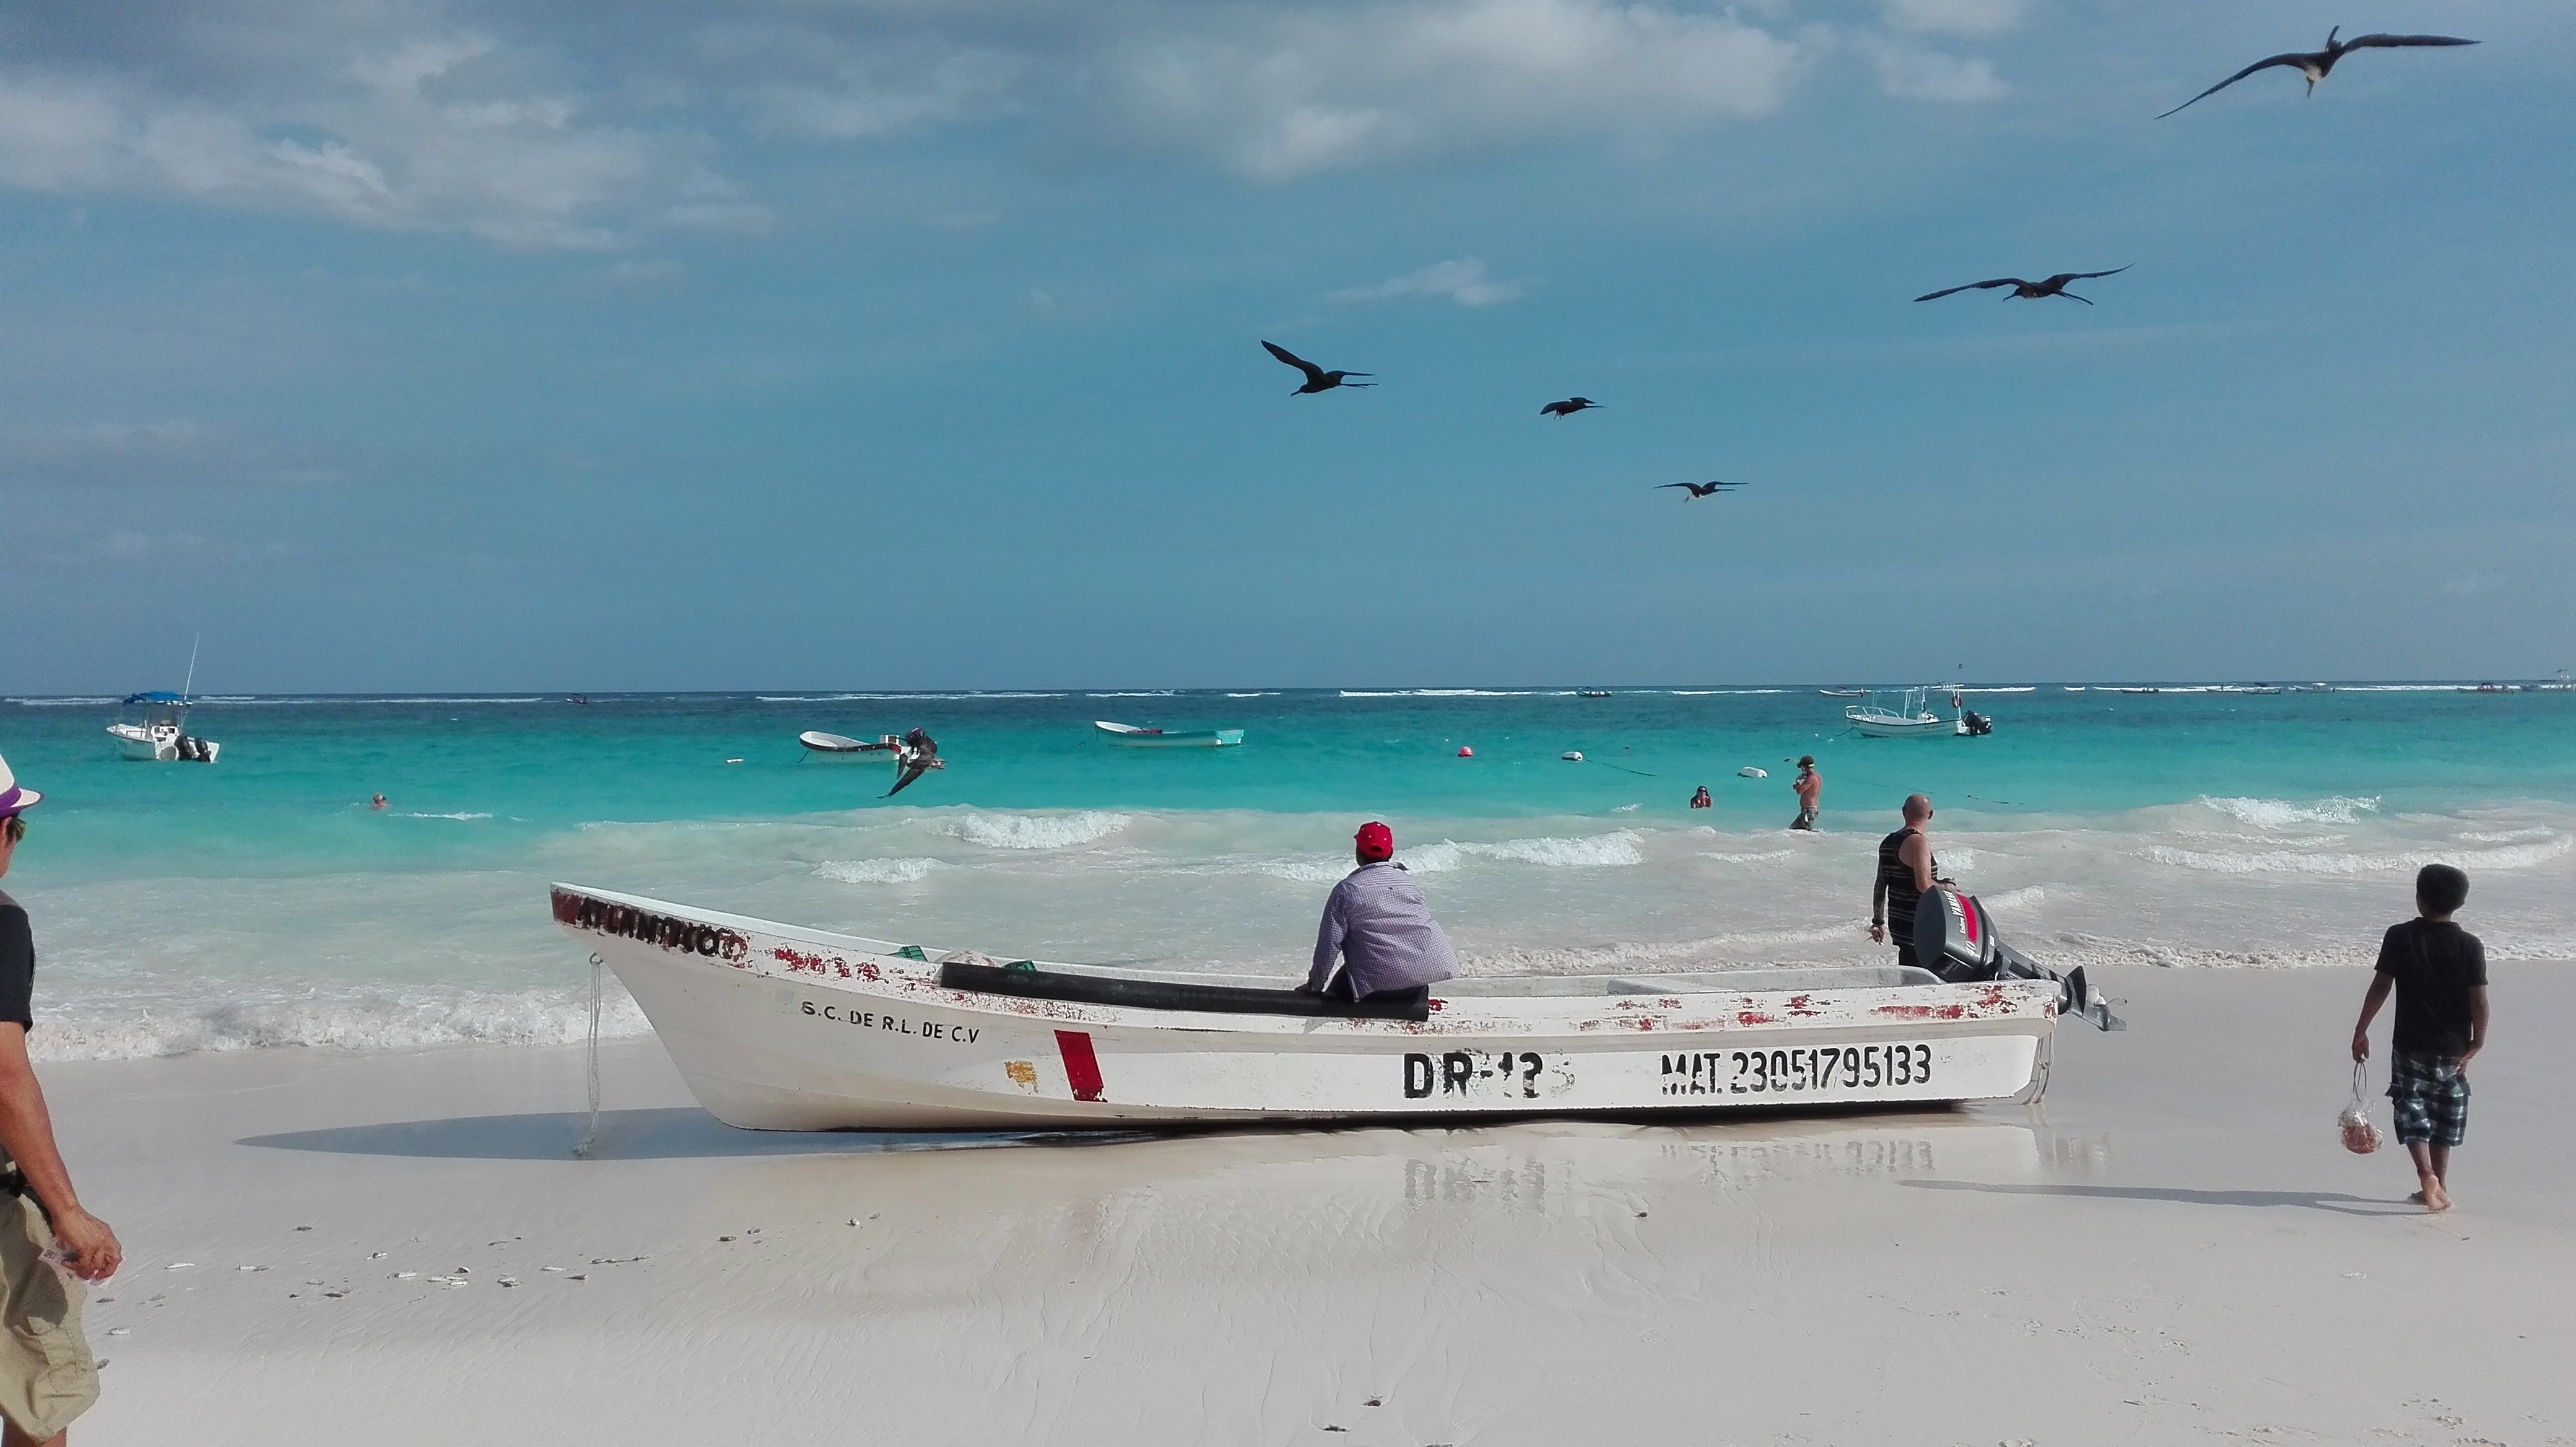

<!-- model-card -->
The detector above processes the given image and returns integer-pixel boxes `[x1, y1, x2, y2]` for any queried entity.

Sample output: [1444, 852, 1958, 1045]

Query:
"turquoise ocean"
[3, 684, 2571, 1060]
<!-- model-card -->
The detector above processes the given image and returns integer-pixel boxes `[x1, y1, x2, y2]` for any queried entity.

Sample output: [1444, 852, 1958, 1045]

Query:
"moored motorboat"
[1094, 720, 1245, 748]
[1846, 687, 1986, 738]
[106, 692, 220, 763]
[799, 730, 879, 757]
[549, 883, 2116, 1132]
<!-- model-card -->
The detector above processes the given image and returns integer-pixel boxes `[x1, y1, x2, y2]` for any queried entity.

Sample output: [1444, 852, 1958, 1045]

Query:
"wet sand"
[55, 963, 2574, 1445]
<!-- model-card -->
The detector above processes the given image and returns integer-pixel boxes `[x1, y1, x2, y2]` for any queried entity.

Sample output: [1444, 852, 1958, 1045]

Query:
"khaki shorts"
[0, 1189, 97, 1440]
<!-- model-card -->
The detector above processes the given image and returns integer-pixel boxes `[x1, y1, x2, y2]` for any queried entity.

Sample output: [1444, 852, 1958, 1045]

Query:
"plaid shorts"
[2388, 1052, 2470, 1147]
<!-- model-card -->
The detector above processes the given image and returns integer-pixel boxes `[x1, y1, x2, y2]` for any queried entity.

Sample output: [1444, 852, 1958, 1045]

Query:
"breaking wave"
[29, 986, 653, 1064]
[2145, 835, 2570, 877]
[2201, 795, 2383, 829]
[934, 810, 1131, 850]
[816, 857, 942, 885]
[1409, 831, 1646, 872]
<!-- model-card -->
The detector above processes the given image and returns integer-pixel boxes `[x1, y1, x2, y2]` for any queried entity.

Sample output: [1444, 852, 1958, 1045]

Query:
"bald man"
[1869, 795, 1956, 974]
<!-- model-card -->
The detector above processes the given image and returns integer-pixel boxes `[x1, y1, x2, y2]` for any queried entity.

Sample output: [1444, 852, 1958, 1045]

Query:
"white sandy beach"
[53, 962, 2574, 1446]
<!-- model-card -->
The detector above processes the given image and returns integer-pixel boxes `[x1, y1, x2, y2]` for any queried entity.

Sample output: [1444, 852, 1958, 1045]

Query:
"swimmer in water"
[1688, 786, 1712, 810]
[369, 793, 388, 811]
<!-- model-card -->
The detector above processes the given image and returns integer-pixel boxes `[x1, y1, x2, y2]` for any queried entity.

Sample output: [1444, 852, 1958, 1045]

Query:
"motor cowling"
[1913, 887, 2123, 1030]
[1914, 886, 1999, 982]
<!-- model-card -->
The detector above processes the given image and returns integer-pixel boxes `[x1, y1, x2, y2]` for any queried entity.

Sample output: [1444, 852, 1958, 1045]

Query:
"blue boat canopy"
[123, 691, 189, 705]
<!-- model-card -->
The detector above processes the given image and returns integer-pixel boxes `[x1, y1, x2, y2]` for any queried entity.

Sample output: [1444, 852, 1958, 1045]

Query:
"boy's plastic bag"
[2340, 1060, 2383, 1155]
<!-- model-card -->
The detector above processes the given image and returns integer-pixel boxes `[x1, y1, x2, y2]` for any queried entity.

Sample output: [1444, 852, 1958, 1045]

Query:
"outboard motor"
[1915, 887, 2122, 1030]
[1960, 710, 1993, 737]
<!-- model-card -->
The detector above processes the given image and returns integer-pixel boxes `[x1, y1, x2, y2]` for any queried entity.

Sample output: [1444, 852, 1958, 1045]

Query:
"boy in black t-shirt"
[2351, 863, 2490, 1213]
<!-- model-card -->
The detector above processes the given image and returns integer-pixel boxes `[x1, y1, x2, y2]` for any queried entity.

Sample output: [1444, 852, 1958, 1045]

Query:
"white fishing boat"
[105, 691, 220, 763]
[799, 730, 882, 758]
[549, 883, 2117, 1131]
[1094, 720, 1245, 748]
[1845, 687, 1988, 738]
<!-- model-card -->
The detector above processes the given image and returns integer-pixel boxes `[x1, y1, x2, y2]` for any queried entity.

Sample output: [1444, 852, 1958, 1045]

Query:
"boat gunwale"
[553, 883, 2060, 1038]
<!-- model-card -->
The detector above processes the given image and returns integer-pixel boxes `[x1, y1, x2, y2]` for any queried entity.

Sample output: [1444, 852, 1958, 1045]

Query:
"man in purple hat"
[1299, 821, 1459, 1007]
[0, 753, 121, 1446]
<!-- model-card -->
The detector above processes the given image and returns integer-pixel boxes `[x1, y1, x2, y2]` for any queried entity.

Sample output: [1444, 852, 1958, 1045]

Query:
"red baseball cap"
[1354, 821, 1395, 861]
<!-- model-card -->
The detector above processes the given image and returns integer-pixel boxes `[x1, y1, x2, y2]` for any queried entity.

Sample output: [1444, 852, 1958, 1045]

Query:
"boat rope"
[1786, 756, 2024, 808]
[573, 952, 604, 1160]
[2026, 1025, 2056, 1108]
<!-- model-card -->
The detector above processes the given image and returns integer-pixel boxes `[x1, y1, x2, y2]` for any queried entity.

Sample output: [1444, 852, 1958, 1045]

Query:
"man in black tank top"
[1871, 795, 1952, 972]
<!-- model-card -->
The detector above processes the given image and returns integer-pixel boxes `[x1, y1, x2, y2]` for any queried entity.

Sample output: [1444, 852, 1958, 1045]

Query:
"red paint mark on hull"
[1055, 1030, 1105, 1102]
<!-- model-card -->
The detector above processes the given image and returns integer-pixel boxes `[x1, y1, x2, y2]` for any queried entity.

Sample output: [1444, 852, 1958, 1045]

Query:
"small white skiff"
[1094, 720, 1245, 748]
[552, 883, 2115, 1131]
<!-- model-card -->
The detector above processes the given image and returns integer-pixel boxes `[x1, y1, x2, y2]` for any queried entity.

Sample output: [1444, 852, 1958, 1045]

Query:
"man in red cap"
[1300, 821, 1458, 1006]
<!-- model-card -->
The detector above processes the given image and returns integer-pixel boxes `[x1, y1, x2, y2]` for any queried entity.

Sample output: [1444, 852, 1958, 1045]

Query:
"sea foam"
[1411, 831, 1647, 871]
[2201, 795, 2383, 829]
[29, 986, 652, 1064]
[2146, 834, 2570, 877]
[934, 811, 1131, 850]
[816, 858, 942, 885]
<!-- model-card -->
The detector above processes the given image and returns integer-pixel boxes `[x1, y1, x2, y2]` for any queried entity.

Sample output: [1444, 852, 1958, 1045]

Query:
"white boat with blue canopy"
[107, 692, 220, 763]
[550, 881, 2116, 1132]
[1844, 686, 1991, 738]
[1094, 720, 1245, 748]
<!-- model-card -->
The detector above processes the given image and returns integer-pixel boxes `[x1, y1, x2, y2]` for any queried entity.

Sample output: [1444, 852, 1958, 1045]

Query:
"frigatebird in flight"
[883, 728, 941, 798]
[2159, 27, 2476, 118]
[1541, 397, 1601, 418]
[1261, 340, 1373, 395]
[1915, 266, 2132, 305]
[1658, 480, 1744, 501]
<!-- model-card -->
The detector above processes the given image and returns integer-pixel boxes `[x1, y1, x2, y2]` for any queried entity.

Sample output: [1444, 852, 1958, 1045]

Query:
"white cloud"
[0, 419, 340, 487]
[1110, 0, 1816, 180]
[1880, 0, 2028, 37]
[0, 0, 2015, 237]
[0, 22, 699, 250]
[1868, 42, 2008, 102]
[1331, 257, 1528, 307]
[588, 256, 686, 289]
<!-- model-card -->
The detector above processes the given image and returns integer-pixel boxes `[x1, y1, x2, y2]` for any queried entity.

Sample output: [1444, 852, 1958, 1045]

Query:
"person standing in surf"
[1869, 795, 1952, 973]
[0, 754, 121, 1446]
[2351, 863, 2488, 1213]
[1790, 757, 1821, 831]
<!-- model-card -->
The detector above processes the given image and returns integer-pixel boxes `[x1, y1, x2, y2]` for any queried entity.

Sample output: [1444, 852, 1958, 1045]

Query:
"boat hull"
[1094, 722, 1245, 748]
[552, 885, 2055, 1130]
[798, 730, 897, 761]
[1846, 712, 1958, 738]
[107, 723, 218, 761]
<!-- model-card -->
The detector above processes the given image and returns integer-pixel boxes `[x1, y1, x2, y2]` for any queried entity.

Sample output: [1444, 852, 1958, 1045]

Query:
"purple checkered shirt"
[1308, 862, 1459, 997]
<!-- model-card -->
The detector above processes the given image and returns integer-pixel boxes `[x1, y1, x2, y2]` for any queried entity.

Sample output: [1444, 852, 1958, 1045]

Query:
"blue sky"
[4, 0, 2571, 691]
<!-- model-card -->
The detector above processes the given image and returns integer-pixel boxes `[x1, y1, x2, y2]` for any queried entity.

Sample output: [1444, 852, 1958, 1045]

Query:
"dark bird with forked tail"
[1262, 340, 1373, 395]
[1541, 397, 1600, 417]
[2157, 27, 2476, 118]
[1916, 266, 2132, 305]
[1658, 480, 1744, 501]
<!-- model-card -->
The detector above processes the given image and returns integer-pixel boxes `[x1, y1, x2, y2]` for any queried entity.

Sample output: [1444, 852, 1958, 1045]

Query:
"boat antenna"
[183, 634, 201, 701]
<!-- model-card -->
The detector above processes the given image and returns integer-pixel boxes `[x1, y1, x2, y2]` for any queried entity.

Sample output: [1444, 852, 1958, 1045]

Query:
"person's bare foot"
[2421, 1179, 2451, 1212]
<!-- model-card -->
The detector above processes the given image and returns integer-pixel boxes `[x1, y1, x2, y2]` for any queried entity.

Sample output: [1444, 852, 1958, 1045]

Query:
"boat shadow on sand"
[1902, 1178, 2411, 1217]
[243, 1100, 2019, 1165]
[237, 1107, 1149, 1162]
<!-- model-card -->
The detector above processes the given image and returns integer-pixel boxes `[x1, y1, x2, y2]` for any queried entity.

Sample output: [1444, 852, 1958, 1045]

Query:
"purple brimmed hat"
[0, 753, 38, 818]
